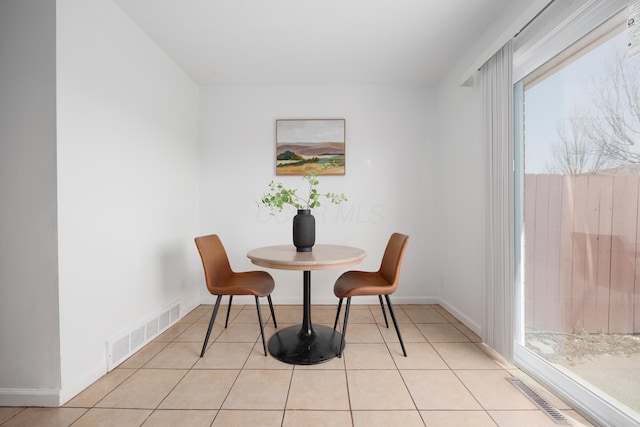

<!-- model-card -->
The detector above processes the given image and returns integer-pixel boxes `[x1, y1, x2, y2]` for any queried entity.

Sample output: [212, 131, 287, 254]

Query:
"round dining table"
[247, 244, 366, 365]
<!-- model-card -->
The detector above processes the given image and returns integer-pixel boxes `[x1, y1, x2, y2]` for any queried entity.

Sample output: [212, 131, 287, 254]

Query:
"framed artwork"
[276, 119, 345, 175]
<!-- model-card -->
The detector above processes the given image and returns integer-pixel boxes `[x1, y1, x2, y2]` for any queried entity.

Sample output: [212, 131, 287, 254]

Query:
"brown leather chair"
[194, 234, 277, 357]
[333, 233, 409, 357]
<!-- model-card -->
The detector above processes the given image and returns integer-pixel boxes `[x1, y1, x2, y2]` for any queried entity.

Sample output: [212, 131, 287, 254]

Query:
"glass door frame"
[513, 72, 639, 427]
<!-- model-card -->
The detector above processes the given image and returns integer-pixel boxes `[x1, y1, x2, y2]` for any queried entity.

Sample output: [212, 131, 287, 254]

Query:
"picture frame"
[275, 119, 345, 175]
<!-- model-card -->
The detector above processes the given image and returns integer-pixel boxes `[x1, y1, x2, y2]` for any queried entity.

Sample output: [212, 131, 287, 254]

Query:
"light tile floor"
[0, 304, 596, 427]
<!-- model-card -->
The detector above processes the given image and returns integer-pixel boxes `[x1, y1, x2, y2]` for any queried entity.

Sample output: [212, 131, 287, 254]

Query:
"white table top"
[247, 244, 366, 271]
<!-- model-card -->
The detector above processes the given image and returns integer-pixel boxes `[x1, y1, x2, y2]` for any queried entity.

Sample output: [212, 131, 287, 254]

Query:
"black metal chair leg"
[255, 296, 267, 356]
[338, 297, 351, 358]
[385, 295, 407, 357]
[201, 295, 222, 357]
[378, 295, 389, 328]
[224, 295, 234, 328]
[333, 298, 343, 331]
[267, 295, 277, 328]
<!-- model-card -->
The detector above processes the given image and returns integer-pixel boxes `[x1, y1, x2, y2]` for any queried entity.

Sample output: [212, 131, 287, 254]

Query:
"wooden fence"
[524, 174, 640, 334]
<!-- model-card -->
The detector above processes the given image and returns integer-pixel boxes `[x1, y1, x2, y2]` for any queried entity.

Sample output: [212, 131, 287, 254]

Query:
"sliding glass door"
[515, 6, 640, 426]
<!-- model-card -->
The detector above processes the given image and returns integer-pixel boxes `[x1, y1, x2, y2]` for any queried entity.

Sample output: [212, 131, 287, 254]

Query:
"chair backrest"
[194, 234, 233, 293]
[378, 233, 409, 289]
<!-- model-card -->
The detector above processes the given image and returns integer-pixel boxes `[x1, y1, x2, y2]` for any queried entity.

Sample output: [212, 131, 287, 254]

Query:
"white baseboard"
[1, 300, 192, 408]
[393, 296, 440, 305]
[195, 295, 481, 340]
[436, 298, 482, 337]
[180, 299, 200, 318]
[59, 299, 203, 406]
[199, 296, 452, 309]
[0, 387, 60, 407]
[198, 295, 440, 306]
[59, 361, 107, 405]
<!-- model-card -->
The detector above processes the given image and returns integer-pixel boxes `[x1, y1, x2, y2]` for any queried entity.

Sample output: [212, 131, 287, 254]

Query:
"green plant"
[259, 168, 347, 215]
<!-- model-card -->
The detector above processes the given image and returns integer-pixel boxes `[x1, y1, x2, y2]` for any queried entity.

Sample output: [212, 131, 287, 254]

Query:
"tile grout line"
[112, 307, 206, 424]
[392, 305, 429, 427]
[280, 365, 297, 427]
[207, 304, 262, 425]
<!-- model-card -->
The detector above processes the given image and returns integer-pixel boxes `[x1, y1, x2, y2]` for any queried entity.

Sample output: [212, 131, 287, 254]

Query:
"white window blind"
[481, 40, 515, 362]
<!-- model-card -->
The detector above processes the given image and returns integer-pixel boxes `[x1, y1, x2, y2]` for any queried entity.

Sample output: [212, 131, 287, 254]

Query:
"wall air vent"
[106, 300, 180, 371]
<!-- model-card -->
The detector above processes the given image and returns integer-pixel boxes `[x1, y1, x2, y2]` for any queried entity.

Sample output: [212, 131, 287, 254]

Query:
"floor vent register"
[507, 378, 571, 425]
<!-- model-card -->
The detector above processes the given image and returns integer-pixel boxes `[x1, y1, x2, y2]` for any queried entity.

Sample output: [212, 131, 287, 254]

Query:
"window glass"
[521, 14, 640, 420]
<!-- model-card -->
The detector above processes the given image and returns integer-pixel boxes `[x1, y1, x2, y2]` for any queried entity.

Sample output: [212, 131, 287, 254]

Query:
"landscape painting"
[276, 119, 345, 175]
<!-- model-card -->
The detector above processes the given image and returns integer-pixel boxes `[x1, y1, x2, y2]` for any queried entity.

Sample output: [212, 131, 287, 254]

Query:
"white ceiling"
[114, 0, 508, 87]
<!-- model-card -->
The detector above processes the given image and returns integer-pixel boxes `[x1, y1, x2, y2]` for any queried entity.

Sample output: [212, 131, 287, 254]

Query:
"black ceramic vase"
[293, 209, 315, 252]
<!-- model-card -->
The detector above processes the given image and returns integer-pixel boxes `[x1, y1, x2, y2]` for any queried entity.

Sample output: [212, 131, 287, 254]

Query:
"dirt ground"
[526, 332, 640, 415]
[527, 332, 640, 365]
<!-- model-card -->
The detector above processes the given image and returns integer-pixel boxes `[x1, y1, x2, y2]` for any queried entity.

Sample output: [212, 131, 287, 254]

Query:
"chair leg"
[267, 295, 277, 328]
[385, 295, 407, 357]
[378, 295, 389, 328]
[255, 296, 268, 356]
[201, 295, 222, 357]
[224, 295, 234, 328]
[337, 297, 351, 358]
[333, 298, 343, 331]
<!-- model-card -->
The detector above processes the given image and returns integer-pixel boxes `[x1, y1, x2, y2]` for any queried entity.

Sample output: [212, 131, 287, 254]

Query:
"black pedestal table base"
[268, 324, 343, 365]
[268, 270, 343, 365]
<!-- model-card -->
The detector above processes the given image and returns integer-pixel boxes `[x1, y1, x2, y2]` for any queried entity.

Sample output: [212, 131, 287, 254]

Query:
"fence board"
[636, 179, 640, 332]
[524, 174, 639, 334]
[595, 176, 613, 333]
[571, 176, 589, 332]
[524, 175, 536, 329]
[560, 176, 575, 332]
[609, 176, 638, 333]
[546, 175, 564, 332]
[534, 175, 551, 330]
[583, 176, 601, 332]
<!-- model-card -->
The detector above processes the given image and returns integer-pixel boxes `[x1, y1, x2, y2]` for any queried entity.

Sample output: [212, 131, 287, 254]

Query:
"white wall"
[56, 0, 200, 401]
[198, 85, 439, 305]
[435, 71, 486, 333]
[0, 0, 61, 406]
